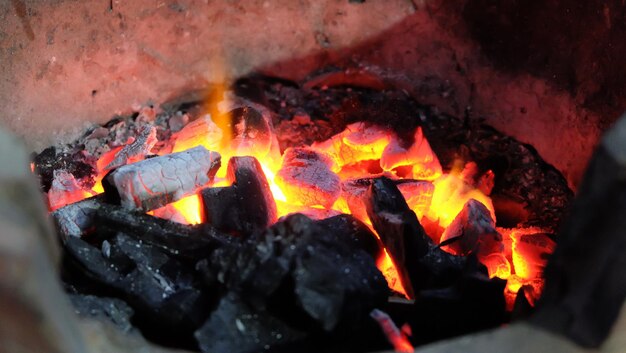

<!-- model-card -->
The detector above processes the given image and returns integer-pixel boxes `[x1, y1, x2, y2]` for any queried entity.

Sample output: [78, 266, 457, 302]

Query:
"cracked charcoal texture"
[104, 146, 221, 210]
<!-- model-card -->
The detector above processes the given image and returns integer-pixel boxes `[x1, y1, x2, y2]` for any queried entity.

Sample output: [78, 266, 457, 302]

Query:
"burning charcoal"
[341, 177, 378, 222]
[439, 199, 503, 257]
[365, 177, 434, 298]
[52, 195, 105, 240]
[341, 177, 433, 224]
[396, 180, 434, 219]
[209, 214, 388, 333]
[64, 234, 210, 334]
[512, 232, 556, 280]
[380, 127, 442, 181]
[69, 294, 135, 333]
[103, 125, 158, 171]
[103, 146, 221, 210]
[275, 147, 341, 208]
[171, 114, 223, 153]
[479, 252, 511, 279]
[317, 214, 384, 260]
[428, 173, 496, 229]
[47, 170, 91, 211]
[195, 293, 307, 353]
[202, 156, 277, 236]
[311, 122, 392, 170]
[94, 203, 231, 262]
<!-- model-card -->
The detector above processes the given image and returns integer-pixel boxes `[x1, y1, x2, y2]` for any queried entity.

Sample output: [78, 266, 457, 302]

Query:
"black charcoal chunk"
[316, 214, 384, 260]
[202, 156, 277, 236]
[209, 214, 388, 333]
[94, 203, 231, 262]
[63, 234, 210, 332]
[365, 177, 433, 298]
[195, 293, 306, 353]
[407, 273, 507, 345]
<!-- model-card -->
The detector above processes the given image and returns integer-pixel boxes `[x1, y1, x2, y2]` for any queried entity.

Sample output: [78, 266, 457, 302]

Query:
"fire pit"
[1, 1, 626, 353]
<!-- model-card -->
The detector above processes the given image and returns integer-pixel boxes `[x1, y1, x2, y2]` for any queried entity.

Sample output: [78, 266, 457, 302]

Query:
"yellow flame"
[260, 163, 287, 203]
[170, 194, 204, 225]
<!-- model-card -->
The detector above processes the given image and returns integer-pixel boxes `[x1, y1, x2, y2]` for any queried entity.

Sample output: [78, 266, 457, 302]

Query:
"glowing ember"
[380, 127, 442, 180]
[481, 252, 512, 279]
[377, 248, 409, 296]
[370, 309, 414, 353]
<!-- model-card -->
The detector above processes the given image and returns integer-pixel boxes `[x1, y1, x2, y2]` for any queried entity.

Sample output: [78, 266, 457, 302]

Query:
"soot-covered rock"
[69, 294, 135, 333]
[195, 293, 307, 353]
[207, 214, 388, 334]
[202, 156, 277, 236]
[63, 233, 210, 337]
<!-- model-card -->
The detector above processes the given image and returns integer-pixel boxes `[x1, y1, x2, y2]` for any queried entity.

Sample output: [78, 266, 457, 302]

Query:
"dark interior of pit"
[34, 73, 573, 353]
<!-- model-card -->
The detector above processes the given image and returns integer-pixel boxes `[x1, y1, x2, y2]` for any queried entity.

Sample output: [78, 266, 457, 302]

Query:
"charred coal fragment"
[276, 147, 341, 208]
[63, 234, 211, 337]
[94, 203, 231, 262]
[52, 194, 105, 240]
[103, 146, 221, 210]
[69, 294, 135, 333]
[202, 156, 277, 236]
[365, 177, 433, 298]
[195, 293, 307, 353]
[209, 214, 388, 334]
[316, 214, 384, 260]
